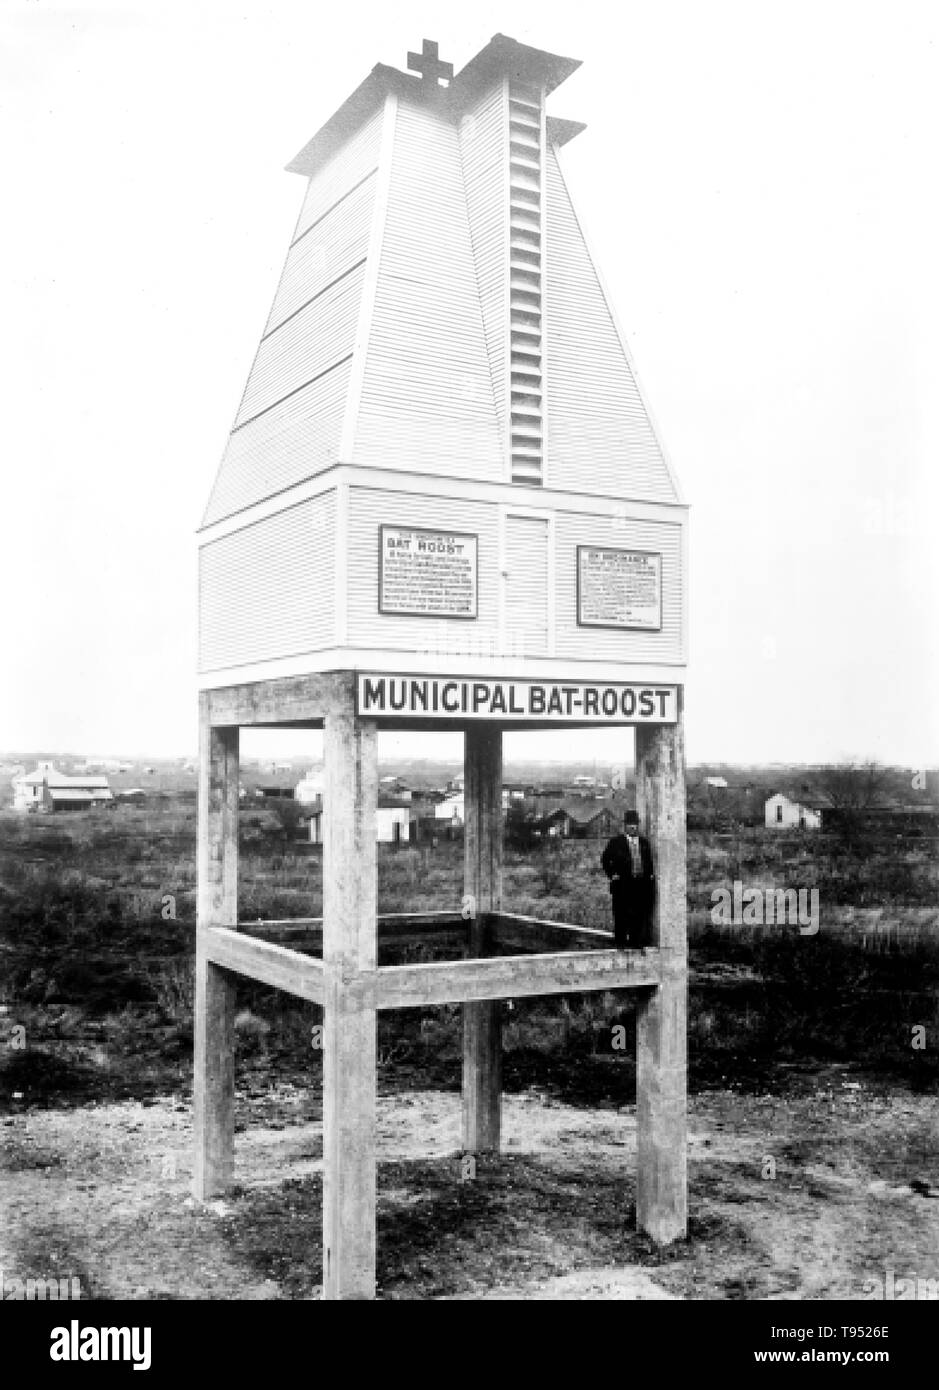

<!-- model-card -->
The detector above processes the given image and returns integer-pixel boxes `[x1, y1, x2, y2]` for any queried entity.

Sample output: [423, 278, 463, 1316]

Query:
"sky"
[2, 0, 937, 769]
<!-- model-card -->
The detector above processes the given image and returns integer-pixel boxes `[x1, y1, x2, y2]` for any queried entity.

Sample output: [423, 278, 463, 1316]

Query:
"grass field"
[1, 797, 937, 1298]
[1, 797, 937, 1107]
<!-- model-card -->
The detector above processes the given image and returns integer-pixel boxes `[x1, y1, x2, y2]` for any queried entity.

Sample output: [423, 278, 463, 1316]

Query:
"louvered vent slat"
[510, 156, 541, 180]
[508, 81, 544, 485]
[511, 206, 540, 231]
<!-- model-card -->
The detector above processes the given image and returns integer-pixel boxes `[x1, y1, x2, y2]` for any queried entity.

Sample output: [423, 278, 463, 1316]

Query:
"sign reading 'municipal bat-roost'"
[357, 674, 678, 722]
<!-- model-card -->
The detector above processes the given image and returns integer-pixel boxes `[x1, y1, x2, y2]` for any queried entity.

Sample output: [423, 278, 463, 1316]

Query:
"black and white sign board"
[379, 526, 478, 619]
[358, 674, 678, 723]
[577, 547, 662, 631]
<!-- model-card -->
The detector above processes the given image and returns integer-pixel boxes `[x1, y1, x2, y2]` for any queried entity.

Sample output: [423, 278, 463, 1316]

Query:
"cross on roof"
[407, 38, 453, 86]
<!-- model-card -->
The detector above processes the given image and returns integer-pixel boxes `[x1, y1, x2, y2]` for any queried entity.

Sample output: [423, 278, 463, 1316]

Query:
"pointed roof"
[541, 799, 615, 825]
[286, 34, 582, 177]
[14, 763, 111, 789]
[200, 32, 682, 532]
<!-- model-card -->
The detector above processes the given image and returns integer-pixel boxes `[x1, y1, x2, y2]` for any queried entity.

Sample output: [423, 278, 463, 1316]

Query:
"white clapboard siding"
[202, 358, 351, 527]
[292, 109, 384, 243]
[504, 515, 548, 655]
[544, 145, 677, 502]
[345, 486, 499, 651]
[199, 494, 336, 671]
[459, 82, 508, 453]
[554, 511, 684, 664]
[351, 100, 503, 477]
[265, 174, 375, 335]
[235, 263, 364, 428]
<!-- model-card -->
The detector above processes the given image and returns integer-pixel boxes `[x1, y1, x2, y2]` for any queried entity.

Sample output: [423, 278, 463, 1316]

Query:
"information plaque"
[379, 526, 478, 619]
[577, 546, 662, 631]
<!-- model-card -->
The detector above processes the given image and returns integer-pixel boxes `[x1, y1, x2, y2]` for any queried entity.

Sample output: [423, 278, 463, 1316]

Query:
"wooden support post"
[634, 692, 688, 1243]
[193, 709, 239, 1200]
[462, 725, 503, 1153]
[322, 697, 378, 1300]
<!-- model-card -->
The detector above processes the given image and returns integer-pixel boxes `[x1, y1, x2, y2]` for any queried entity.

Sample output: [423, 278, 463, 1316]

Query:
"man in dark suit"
[601, 811, 655, 949]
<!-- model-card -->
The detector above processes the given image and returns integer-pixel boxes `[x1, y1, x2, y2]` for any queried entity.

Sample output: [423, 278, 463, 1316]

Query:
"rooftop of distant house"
[13, 761, 110, 789]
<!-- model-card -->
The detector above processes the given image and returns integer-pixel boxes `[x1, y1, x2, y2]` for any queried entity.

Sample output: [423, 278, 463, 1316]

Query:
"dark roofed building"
[536, 800, 620, 839]
[12, 761, 113, 813]
[255, 781, 297, 800]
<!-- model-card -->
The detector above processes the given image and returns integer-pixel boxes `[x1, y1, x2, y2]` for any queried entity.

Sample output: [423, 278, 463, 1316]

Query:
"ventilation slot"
[509, 81, 544, 486]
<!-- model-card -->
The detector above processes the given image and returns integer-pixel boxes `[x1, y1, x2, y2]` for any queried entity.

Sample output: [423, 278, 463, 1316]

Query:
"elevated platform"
[204, 911, 664, 1008]
[194, 668, 687, 1299]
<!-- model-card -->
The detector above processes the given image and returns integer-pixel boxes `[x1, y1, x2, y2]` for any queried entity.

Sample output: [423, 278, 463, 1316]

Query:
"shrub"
[150, 954, 195, 1029]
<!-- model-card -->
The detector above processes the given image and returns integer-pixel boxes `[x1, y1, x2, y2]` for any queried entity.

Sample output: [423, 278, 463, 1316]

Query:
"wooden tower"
[195, 33, 688, 1299]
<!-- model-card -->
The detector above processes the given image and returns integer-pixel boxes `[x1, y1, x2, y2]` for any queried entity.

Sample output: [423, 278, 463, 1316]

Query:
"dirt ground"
[2, 1070, 937, 1300]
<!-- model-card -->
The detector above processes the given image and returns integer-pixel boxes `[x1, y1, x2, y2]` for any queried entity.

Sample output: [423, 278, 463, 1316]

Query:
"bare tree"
[268, 795, 304, 847]
[814, 760, 888, 845]
[815, 760, 887, 811]
[685, 776, 709, 816]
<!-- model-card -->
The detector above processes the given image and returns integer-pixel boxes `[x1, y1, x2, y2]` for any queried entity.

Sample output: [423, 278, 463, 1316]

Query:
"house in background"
[255, 780, 296, 801]
[434, 792, 465, 825]
[379, 776, 413, 802]
[501, 783, 528, 809]
[295, 769, 324, 803]
[536, 800, 620, 839]
[75, 758, 131, 774]
[765, 792, 823, 830]
[308, 800, 413, 845]
[12, 761, 113, 812]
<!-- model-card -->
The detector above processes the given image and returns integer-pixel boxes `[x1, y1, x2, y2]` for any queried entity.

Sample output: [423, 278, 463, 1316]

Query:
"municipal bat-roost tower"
[195, 33, 689, 1300]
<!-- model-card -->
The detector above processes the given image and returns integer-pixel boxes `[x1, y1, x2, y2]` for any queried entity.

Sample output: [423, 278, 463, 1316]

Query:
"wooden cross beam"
[407, 38, 453, 86]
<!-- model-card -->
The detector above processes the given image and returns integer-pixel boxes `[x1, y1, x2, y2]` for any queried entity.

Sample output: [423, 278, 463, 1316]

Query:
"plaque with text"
[577, 546, 662, 631]
[379, 526, 478, 619]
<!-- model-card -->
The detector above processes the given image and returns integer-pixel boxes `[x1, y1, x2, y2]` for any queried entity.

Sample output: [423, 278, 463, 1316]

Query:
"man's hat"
[624, 810, 640, 827]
